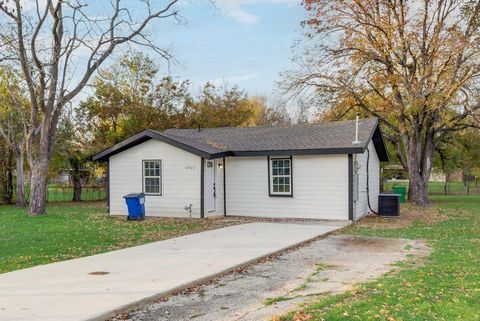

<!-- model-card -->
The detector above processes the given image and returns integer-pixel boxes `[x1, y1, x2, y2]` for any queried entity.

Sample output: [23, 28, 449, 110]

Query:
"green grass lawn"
[281, 195, 480, 321]
[385, 180, 480, 195]
[0, 202, 238, 273]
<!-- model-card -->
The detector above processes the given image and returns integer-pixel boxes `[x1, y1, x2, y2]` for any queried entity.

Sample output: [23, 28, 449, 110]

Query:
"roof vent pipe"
[352, 113, 361, 145]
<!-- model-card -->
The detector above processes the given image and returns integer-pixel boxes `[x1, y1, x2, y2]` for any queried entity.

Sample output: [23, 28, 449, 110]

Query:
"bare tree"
[0, 0, 180, 214]
[284, 0, 480, 206]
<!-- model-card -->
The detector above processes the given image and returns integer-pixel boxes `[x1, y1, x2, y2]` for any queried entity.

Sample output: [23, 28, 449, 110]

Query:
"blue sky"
[20, 0, 306, 102]
[151, 0, 306, 96]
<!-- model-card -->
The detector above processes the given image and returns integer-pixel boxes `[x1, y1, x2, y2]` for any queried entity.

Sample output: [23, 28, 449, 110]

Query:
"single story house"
[93, 117, 389, 221]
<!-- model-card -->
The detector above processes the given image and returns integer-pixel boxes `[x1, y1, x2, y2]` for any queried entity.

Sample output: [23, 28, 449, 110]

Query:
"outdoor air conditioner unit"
[378, 193, 400, 216]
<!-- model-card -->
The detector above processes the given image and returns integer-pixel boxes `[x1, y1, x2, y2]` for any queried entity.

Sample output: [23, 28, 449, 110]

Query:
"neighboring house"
[55, 168, 90, 185]
[93, 118, 389, 221]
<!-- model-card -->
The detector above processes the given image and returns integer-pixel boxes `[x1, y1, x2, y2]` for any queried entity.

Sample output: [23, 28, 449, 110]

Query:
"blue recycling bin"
[123, 193, 145, 220]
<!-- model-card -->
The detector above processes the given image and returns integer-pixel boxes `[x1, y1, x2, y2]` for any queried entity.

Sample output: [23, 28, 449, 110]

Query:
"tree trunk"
[4, 153, 14, 204]
[15, 145, 26, 207]
[407, 179, 413, 201]
[28, 117, 57, 215]
[29, 158, 49, 215]
[71, 159, 82, 202]
[72, 179, 82, 202]
[408, 173, 429, 205]
[404, 132, 434, 207]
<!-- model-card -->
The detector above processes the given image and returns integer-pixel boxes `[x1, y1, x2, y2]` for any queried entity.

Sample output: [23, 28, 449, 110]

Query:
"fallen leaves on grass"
[355, 204, 447, 229]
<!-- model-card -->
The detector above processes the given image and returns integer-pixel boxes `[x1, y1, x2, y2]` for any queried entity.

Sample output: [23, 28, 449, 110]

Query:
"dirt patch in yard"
[110, 234, 430, 321]
[338, 236, 394, 249]
[354, 204, 448, 229]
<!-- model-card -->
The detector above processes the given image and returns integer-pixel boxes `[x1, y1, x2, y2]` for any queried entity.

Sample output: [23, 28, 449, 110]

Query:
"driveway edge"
[90, 222, 351, 321]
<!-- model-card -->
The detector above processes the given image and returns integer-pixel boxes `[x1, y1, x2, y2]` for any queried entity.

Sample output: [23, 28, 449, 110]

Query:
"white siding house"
[94, 118, 388, 221]
[109, 139, 202, 218]
[225, 155, 348, 220]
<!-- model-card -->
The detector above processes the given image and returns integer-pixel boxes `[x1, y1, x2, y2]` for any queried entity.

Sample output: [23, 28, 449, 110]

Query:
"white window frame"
[143, 160, 162, 196]
[269, 157, 293, 196]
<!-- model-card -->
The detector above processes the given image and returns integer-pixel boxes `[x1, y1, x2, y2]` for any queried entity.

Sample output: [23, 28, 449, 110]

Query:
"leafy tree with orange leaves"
[285, 0, 480, 206]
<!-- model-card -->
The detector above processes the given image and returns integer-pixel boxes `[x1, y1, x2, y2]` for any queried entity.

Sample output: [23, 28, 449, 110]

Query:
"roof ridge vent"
[352, 113, 361, 145]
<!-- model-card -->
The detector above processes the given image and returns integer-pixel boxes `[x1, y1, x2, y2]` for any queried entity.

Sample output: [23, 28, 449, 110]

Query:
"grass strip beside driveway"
[280, 195, 480, 321]
[0, 202, 240, 273]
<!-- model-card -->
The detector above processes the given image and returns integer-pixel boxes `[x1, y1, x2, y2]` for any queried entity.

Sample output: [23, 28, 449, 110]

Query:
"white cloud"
[220, 3, 259, 25]
[215, 0, 298, 25]
[210, 70, 261, 86]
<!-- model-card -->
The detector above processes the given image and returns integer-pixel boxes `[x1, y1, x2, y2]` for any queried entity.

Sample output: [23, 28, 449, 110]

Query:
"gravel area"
[111, 234, 429, 321]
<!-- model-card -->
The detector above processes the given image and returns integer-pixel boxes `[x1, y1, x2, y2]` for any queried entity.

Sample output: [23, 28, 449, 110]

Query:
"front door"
[205, 160, 216, 213]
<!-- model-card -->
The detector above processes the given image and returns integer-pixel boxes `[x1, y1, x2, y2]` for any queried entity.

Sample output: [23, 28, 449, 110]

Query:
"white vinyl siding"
[109, 139, 202, 218]
[225, 155, 349, 220]
[354, 140, 380, 219]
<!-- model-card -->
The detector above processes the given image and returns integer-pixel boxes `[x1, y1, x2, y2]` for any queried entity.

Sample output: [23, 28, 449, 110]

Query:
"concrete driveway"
[0, 221, 349, 321]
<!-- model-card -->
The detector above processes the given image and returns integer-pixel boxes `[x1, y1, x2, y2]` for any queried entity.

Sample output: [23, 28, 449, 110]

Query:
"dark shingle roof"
[163, 117, 377, 152]
[92, 118, 389, 161]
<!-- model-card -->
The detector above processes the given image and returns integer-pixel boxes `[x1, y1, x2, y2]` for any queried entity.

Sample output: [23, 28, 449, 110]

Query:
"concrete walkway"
[0, 222, 348, 321]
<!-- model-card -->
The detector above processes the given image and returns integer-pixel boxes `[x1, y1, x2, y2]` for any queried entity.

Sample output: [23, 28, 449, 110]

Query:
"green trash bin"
[393, 186, 406, 203]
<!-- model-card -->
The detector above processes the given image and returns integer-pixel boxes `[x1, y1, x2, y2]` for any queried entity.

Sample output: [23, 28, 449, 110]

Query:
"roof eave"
[230, 147, 365, 157]
[92, 130, 154, 161]
[361, 120, 389, 162]
[92, 129, 217, 161]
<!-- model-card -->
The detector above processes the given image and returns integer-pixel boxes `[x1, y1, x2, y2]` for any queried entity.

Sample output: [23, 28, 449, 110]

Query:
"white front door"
[205, 160, 216, 213]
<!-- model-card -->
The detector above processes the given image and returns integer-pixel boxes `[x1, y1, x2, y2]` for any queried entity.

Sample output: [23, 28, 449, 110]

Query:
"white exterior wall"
[109, 139, 202, 218]
[354, 141, 380, 219]
[225, 155, 349, 220]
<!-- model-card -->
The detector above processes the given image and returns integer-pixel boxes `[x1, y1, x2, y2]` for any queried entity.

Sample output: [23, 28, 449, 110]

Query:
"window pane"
[145, 178, 159, 193]
[151, 183, 160, 194]
[270, 158, 292, 195]
[144, 161, 161, 194]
